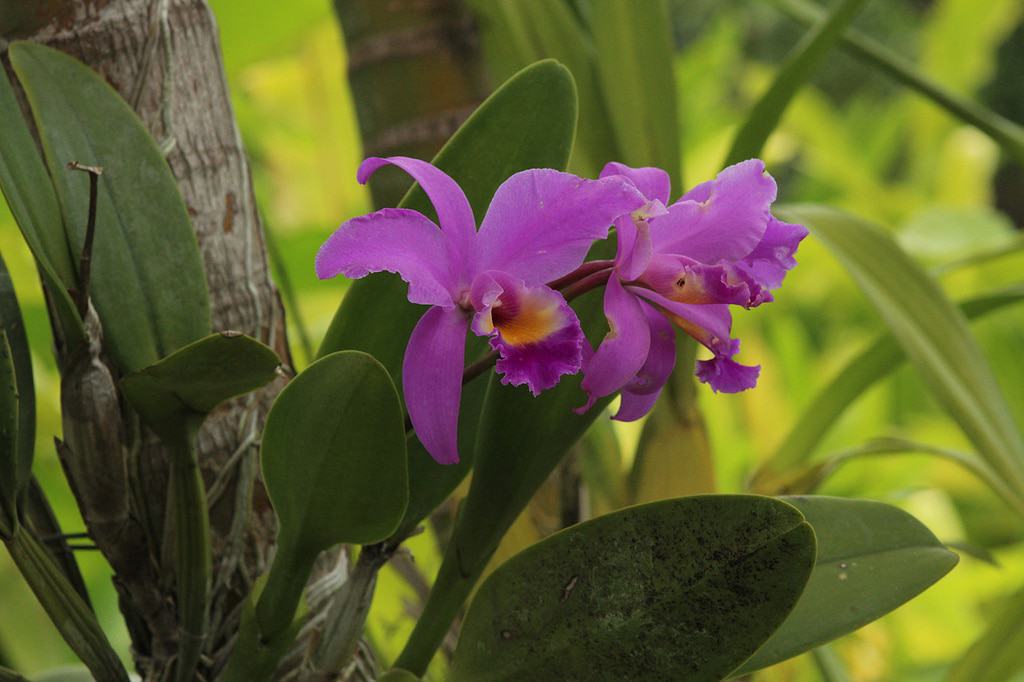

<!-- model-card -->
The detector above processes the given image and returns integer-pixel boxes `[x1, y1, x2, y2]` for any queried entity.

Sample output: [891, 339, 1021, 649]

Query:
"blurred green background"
[1, 0, 1022, 679]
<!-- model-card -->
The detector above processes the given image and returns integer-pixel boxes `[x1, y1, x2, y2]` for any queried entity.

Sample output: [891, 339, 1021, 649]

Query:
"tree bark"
[0, 1, 312, 679]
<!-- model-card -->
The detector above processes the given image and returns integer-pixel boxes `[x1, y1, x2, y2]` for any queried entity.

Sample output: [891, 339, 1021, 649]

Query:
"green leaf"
[948, 582, 1024, 682]
[776, 0, 1024, 166]
[450, 495, 816, 682]
[725, 0, 870, 166]
[779, 206, 1024, 499]
[378, 670, 420, 682]
[10, 41, 211, 373]
[120, 332, 280, 440]
[0, 332, 19, 536]
[261, 349, 408, 556]
[319, 59, 578, 538]
[751, 283, 1024, 485]
[0, 65, 84, 348]
[734, 496, 958, 674]
[588, 0, 682, 190]
[0, 255, 33, 517]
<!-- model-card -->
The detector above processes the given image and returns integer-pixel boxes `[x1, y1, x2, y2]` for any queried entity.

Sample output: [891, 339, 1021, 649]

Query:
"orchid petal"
[636, 254, 769, 308]
[316, 208, 456, 307]
[612, 302, 676, 422]
[629, 287, 733, 345]
[476, 169, 645, 284]
[696, 339, 760, 393]
[577, 276, 651, 413]
[599, 162, 672, 205]
[734, 216, 809, 290]
[651, 159, 776, 264]
[403, 306, 470, 465]
[358, 156, 477, 272]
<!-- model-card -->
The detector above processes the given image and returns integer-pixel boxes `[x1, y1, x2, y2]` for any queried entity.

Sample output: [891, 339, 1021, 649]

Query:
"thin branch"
[66, 162, 103, 318]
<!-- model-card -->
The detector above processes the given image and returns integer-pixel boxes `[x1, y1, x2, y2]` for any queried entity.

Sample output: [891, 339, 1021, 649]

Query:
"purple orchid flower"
[317, 157, 646, 464]
[579, 159, 808, 420]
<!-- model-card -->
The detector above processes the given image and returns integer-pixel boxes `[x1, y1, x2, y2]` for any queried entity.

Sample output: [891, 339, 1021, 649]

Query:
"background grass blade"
[778, 205, 1024, 501]
[777, 0, 1024, 165]
[947, 582, 1024, 682]
[724, 0, 870, 166]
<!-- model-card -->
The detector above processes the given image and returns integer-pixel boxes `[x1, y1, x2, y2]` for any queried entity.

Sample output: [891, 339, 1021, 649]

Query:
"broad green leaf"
[251, 351, 407, 654]
[588, 0, 682, 190]
[778, 206, 1024, 499]
[466, 0, 616, 176]
[451, 495, 815, 682]
[948, 582, 1024, 682]
[120, 332, 280, 440]
[776, 0, 1024, 166]
[0, 66, 84, 348]
[725, 0, 869, 166]
[751, 283, 1024, 485]
[10, 41, 210, 374]
[0, 255, 33, 513]
[262, 350, 407, 555]
[735, 496, 958, 674]
[319, 60, 577, 538]
[0, 333, 18, 535]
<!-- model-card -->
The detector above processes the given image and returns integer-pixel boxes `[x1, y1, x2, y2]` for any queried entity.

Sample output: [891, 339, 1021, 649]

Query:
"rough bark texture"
[0, 1, 313, 679]
[334, 0, 489, 208]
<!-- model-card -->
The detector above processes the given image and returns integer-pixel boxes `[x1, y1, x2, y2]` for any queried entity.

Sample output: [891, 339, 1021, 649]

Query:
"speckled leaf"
[735, 496, 958, 674]
[0, 65, 84, 348]
[319, 60, 577, 539]
[10, 41, 210, 373]
[121, 332, 280, 440]
[450, 495, 816, 682]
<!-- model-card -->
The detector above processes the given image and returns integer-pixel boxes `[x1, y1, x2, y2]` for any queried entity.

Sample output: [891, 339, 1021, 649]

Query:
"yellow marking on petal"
[495, 294, 564, 346]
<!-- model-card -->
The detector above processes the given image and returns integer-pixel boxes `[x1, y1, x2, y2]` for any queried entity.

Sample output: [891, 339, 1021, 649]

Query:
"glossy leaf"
[779, 205, 1024, 499]
[121, 332, 280, 440]
[451, 495, 816, 682]
[948, 582, 1024, 682]
[262, 350, 407, 555]
[10, 41, 210, 374]
[724, 0, 870, 165]
[319, 59, 577, 538]
[751, 283, 1024, 484]
[0, 255, 33, 516]
[735, 496, 958, 674]
[0, 65, 84, 348]
[589, 0, 681, 190]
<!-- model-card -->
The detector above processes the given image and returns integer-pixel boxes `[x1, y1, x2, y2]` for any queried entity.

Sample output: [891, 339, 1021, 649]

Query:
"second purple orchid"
[317, 156, 806, 465]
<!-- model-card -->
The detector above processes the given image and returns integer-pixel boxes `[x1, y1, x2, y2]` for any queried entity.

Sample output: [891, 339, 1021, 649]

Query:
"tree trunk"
[0, 2, 325, 679]
[334, 0, 489, 208]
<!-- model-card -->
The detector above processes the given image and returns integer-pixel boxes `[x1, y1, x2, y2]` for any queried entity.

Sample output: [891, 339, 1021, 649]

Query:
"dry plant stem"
[66, 161, 102, 318]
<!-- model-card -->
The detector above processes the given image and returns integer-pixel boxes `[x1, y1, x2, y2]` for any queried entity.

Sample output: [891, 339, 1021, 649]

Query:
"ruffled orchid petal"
[733, 216, 809, 290]
[651, 159, 776, 264]
[634, 254, 769, 308]
[599, 162, 672, 205]
[695, 339, 760, 393]
[316, 208, 456, 307]
[402, 306, 470, 465]
[577, 276, 652, 413]
[612, 302, 676, 422]
[469, 272, 583, 394]
[476, 169, 646, 285]
[358, 156, 477, 274]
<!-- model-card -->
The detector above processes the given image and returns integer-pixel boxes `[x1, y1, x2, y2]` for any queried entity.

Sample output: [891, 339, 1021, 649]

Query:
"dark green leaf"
[752, 283, 1024, 485]
[0, 65, 84, 348]
[588, 0, 682, 190]
[262, 350, 407, 554]
[377, 671, 420, 682]
[0, 255, 33, 514]
[0, 332, 19, 535]
[318, 60, 578, 538]
[779, 206, 1024, 501]
[735, 496, 958, 674]
[451, 495, 816, 682]
[725, 0, 870, 165]
[10, 41, 210, 373]
[120, 332, 280, 439]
